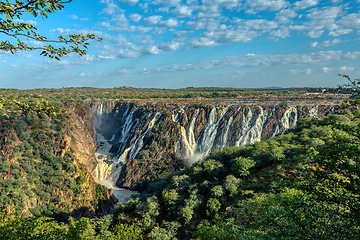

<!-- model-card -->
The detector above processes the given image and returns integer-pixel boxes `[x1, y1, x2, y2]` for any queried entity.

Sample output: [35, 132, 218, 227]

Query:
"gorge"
[88, 100, 338, 193]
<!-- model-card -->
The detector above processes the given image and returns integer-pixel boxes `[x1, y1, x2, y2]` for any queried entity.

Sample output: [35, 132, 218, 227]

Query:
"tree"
[336, 74, 360, 105]
[0, 0, 102, 60]
[0, 1, 102, 115]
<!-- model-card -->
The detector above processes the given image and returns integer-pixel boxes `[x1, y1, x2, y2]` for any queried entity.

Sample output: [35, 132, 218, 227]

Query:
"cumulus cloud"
[143, 46, 160, 55]
[306, 30, 324, 38]
[158, 19, 179, 28]
[129, 13, 142, 22]
[322, 67, 333, 72]
[293, 0, 318, 10]
[337, 13, 360, 29]
[310, 42, 318, 48]
[158, 40, 182, 51]
[268, 26, 290, 39]
[275, 9, 297, 23]
[329, 28, 353, 36]
[310, 39, 341, 48]
[339, 66, 354, 71]
[188, 37, 218, 48]
[89, 0, 360, 62]
[172, 5, 193, 17]
[104, 14, 131, 31]
[100, 0, 119, 15]
[142, 51, 360, 73]
[153, 0, 180, 7]
[304, 6, 341, 31]
[143, 15, 163, 25]
[245, 0, 289, 12]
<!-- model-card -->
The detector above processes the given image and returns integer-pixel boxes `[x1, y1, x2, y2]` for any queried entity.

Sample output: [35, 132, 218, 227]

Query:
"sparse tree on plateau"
[0, 0, 102, 60]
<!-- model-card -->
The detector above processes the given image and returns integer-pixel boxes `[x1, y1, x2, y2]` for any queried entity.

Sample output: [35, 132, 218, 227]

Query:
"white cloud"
[174, 30, 192, 36]
[143, 46, 160, 55]
[143, 15, 163, 25]
[202, 0, 240, 9]
[172, 5, 193, 17]
[106, 14, 131, 31]
[98, 21, 111, 28]
[14, 19, 37, 25]
[306, 30, 324, 38]
[293, 0, 318, 10]
[310, 41, 318, 48]
[129, 13, 142, 23]
[153, 0, 180, 7]
[100, 0, 119, 15]
[268, 26, 290, 39]
[158, 40, 182, 51]
[51, 28, 73, 34]
[68, 14, 78, 20]
[245, 0, 289, 12]
[310, 39, 341, 48]
[186, 21, 206, 29]
[188, 37, 218, 48]
[304, 6, 341, 31]
[339, 66, 354, 71]
[120, 0, 139, 5]
[158, 19, 179, 28]
[337, 13, 360, 29]
[187, 28, 258, 48]
[275, 9, 297, 23]
[144, 51, 360, 73]
[322, 67, 332, 72]
[329, 28, 353, 37]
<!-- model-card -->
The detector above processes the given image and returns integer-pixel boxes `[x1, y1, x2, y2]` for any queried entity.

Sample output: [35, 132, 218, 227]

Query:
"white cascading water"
[121, 112, 162, 161]
[91, 102, 140, 202]
[173, 104, 323, 163]
[174, 109, 200, 163]
[235, 106, 267, 147]
[89, 101, 337, 202]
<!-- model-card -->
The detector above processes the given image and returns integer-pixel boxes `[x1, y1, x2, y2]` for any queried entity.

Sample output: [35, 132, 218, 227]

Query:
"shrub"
[230, 157, 255, 177]
[206, 198, 221, 216]
[223, 175, 241, 196]
[210, 185, 225, 198]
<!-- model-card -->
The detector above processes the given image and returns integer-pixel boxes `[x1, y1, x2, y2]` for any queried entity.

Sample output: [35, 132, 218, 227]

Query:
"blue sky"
[1, 0, 360, 89]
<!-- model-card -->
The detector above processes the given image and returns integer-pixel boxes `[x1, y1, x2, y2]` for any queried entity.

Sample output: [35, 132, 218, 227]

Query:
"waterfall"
[89, 101, 338, 197]
[174, 109, 200, 161]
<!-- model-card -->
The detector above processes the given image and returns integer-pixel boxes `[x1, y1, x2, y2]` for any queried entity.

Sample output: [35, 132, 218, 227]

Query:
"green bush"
[223, 175, 241, 196]
[230, 157, 255, 176]
[206, 198, 221, 216]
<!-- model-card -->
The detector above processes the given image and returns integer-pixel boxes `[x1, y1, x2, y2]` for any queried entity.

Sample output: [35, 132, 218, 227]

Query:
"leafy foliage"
[0, 0, 102, 59]
[0, 101, 112, 219]
[0, 89, 358, 239]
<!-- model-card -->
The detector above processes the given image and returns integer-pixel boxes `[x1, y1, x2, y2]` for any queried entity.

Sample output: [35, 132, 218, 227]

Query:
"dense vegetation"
[1, 102, 359, 239]
[0, 102, 113, 220]
[0, 86, 336, 103]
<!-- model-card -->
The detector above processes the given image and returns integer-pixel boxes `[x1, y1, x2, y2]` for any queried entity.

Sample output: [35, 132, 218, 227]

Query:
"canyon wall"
[89, 101, 338, 191]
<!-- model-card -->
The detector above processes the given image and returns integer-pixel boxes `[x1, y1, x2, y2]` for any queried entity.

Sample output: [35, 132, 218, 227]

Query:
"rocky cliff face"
[89, 101, 338, 191]
[65, 103, 98, 172]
